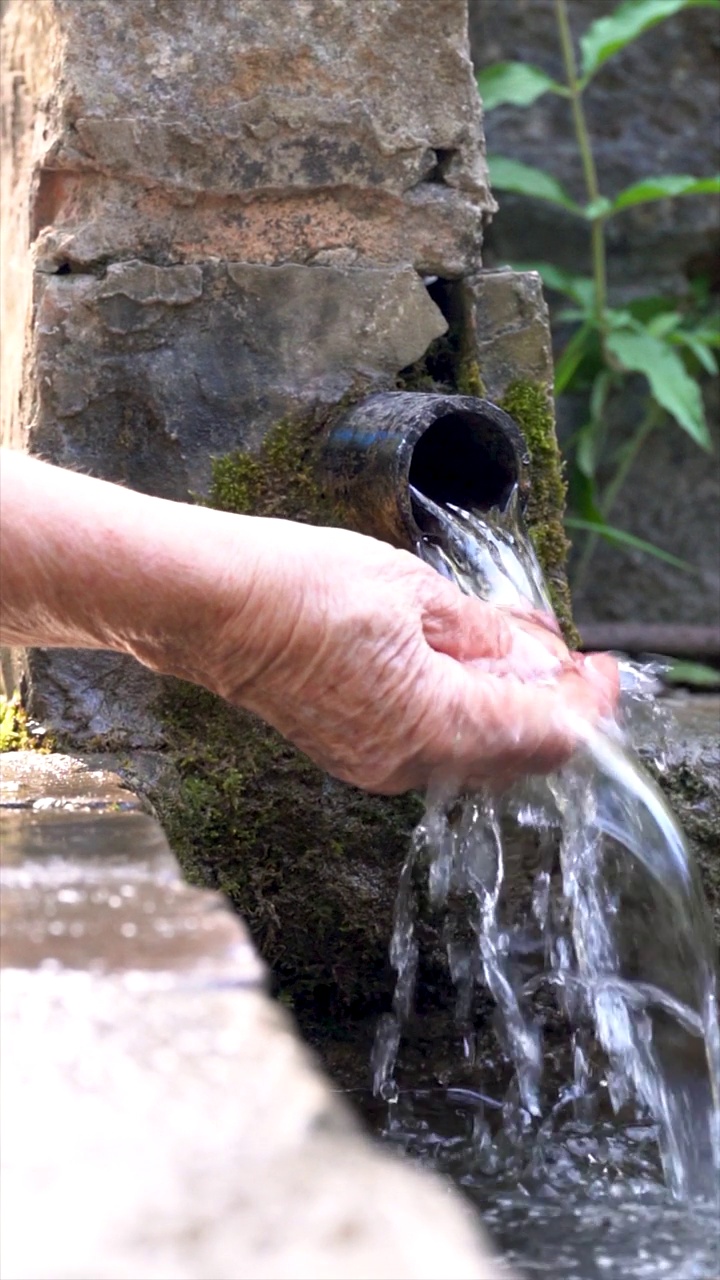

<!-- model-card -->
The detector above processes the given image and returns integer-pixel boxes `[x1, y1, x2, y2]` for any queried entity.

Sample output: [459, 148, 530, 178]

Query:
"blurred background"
[469, 0, 720, 668]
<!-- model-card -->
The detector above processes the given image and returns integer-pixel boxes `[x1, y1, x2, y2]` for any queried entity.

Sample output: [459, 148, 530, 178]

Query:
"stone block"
[0, 752, 510, 1280]
[463, 267, 554, 401]
[28, 260, 446, 498]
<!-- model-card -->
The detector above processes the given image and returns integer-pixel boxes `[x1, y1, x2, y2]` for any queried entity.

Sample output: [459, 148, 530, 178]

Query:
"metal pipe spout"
[323, 391, 530, 550]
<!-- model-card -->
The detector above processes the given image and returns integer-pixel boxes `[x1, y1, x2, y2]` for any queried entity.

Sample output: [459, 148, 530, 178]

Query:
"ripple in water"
[370, 486, 720, 1277]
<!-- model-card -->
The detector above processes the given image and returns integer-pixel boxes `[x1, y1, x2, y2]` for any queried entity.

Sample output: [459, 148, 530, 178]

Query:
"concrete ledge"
[0, 752, 509, 1280]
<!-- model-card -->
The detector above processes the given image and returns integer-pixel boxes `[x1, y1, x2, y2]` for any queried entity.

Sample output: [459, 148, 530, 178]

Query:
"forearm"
[0, 450, 259, 682]
[0, 449, 617, 794]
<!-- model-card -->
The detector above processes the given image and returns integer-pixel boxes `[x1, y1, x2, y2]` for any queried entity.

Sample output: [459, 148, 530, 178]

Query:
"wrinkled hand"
[199, 520, 618, 795]
[0, 454, 618, 796]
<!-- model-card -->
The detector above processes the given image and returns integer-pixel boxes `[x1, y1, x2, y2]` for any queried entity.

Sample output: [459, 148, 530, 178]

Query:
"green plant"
[0, 693, 37, 752]
[477, 0, 720, 586]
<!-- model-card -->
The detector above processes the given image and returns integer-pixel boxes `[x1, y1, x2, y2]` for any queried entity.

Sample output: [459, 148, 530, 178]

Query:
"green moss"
[208, 452, 266, 515]
[455, 357, 487, 399]
[500, 379, 579, 647]
[206, 392, 367, 525]
[153, 678, 422, 1033]
[0, 693, 49, 753]
[396, 333, 456, 394]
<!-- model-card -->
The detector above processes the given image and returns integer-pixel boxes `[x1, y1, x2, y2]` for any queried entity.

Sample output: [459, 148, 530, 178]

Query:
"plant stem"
[554, 0, 607, 325]
[600, 404, 662, 520]
[571, 404, 661, 594]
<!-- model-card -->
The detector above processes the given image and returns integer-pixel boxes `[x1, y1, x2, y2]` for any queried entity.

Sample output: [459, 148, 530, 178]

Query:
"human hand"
[0, 452, 617, 795]
[193, 518, 618, 795]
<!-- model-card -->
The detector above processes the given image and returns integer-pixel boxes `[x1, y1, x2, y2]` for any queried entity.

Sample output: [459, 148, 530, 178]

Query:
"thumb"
[420, 575, 513, 662]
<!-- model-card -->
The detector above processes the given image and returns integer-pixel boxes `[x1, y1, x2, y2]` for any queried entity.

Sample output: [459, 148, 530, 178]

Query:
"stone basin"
[0, 750, 509, 1280]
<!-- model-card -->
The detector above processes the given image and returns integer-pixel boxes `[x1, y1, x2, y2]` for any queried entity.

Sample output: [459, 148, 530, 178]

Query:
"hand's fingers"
[502, 603, 563, 638]
[377, 651, 620, 795]
[420, 577, 514, 662]
[456, 659, 618, 779]
[578, 651, 620, 706]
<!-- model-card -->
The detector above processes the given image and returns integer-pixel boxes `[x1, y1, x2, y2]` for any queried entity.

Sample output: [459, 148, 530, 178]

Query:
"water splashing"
[373, 484, 719, 1204]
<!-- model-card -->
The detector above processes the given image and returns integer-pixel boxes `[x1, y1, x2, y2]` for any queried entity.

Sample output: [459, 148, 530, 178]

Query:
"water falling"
[372, 484, 719, 1207]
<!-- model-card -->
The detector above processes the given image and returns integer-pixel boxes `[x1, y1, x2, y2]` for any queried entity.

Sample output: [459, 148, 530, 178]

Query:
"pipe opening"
[409, 409, 519, 515]
[321, 391, 529, 550]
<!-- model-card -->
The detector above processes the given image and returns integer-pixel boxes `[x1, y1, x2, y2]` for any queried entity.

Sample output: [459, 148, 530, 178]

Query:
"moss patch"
[0, 693, 50, 753]
[206, 391, 369, 525]
[500, 379, 579, 647]
[455, 356, 487, 400]
[153, 679, 422, 1034]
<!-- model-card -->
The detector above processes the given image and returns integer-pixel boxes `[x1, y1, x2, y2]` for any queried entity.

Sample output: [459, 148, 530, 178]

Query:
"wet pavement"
[0, 751, 504, 1280]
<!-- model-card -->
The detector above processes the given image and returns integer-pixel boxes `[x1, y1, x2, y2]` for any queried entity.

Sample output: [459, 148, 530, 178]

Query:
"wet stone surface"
[0, 753, 505, 1280]
[0, 752, 262, 983]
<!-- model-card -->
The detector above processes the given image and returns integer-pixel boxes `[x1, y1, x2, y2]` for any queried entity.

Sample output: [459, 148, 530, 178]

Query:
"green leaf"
[515, 261, 595, 308]
[590, 369, 614, 422]
[569, 469, 605, 522]
[611, 174, 720, 211]
[487, 156, 580, 212]
[627, 295, 683, 324]
[557, 307, 588, 323]
[476, 62, 564, 110]
[605, 327, 712, 448]
[673, 333, 719, 374]
[580, 0, 720, 81]
[565, 517, 696, 572]
[575, 425, 599, 479]
[605, 308, 637, 331]
[646, 311, 683, 338]
[555, 323, 595, 393]
[664, 660, 720, 688]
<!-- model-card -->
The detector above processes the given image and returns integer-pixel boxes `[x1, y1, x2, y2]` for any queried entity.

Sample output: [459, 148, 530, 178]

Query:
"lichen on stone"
[455, 356, 486, 400]
[152, 678, 422, 1032]
[205, 390, 368, 525]
[500, 378, 579, 646]
[0, 693, 49, 752]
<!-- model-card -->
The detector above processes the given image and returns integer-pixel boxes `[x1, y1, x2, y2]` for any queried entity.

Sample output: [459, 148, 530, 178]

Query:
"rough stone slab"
[463, 268, 555, 402]
[0, 754, 263, 986]
[33, 182, 485, 279]
[28, 262, 446, 501]
[21, 649, 167, 749]
[632, 695, 720, 935]
[0, 748, 148, 812]
[0, 751, 510, 1280]
[0, 971, 509, 1280]
[26, 0, 490, 199]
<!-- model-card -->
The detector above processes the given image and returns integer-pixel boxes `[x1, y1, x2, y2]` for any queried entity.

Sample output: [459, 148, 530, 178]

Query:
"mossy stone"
[154, 370, 578, 1034]
[0, 693, 51, 753]
[153, 679, 423, 1032]
[501, 379, 579, 647]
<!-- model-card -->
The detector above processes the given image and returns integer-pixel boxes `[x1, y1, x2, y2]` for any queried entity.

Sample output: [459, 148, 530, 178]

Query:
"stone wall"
[469, 0, 720, 631]
[1, 0, 572, 1026]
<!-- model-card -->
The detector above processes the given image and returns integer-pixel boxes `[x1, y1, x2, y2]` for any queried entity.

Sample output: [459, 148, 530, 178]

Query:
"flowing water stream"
[369, 486, 719, 1278]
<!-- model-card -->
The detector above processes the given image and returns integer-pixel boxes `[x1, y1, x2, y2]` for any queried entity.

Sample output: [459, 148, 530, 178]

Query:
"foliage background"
[469, 0, 720, 632]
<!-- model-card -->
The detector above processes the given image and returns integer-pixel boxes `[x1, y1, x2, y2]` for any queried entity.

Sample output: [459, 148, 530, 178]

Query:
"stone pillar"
[1, 0, 570, 1025]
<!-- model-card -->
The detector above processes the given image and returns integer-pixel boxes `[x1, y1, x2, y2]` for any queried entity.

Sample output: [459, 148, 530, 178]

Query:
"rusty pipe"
[322, 391, 530, 550]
